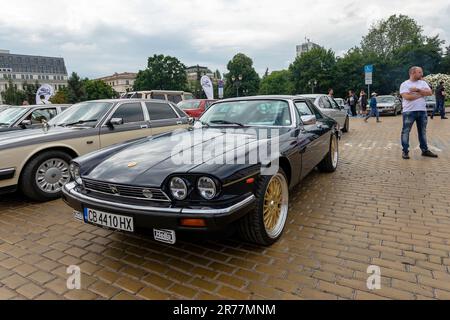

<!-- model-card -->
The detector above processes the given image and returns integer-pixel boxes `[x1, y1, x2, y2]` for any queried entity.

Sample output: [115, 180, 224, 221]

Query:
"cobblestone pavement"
[1, 116, 450, 300]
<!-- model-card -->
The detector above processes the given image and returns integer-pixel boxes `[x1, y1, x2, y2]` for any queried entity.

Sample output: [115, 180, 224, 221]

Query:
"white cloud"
[0, 0, 449, 78]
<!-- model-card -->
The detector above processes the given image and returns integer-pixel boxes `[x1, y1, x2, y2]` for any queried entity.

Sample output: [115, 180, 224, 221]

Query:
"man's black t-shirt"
[436, 85, 445, 100]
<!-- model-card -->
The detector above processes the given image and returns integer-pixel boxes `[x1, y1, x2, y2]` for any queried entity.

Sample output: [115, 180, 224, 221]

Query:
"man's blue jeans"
[434, 98, 445, 118]
[401, 111, 428, 153]
[365, 107, 379, 121]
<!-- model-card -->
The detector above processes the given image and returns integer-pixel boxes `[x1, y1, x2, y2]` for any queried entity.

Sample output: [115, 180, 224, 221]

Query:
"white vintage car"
[0, 99, 191, 201]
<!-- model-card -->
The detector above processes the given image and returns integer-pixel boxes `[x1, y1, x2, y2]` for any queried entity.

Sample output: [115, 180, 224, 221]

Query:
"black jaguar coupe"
[62, 96, 340, 246]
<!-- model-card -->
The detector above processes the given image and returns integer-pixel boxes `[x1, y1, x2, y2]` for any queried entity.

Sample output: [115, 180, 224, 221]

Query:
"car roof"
[217, 95, 302, 103]
[77, 98, 175, 104]
[297, 94, 327, 98]
[377, 95, 395, 98]
[8, 104, 71, 108]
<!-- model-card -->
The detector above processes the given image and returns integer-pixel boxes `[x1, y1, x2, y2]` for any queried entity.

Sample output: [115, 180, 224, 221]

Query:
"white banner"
[36, 84, 54, 104]
[200, 76, 214, 100]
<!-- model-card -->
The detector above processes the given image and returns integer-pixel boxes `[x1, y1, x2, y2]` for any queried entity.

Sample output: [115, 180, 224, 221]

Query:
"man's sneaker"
[422, 150, 438, 158]
[402, 152, 410, 160]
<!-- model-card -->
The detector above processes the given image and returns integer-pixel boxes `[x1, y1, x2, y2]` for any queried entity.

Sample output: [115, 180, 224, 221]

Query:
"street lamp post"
[231, 74, 243, 97]
[308, 79, 318, 94]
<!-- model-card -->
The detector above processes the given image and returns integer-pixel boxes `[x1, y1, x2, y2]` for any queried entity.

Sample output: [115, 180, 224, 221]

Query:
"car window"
[145, 102, 179, 120]
[201, 100, 291, 127]
[112, 103, 144, 124]
[168, 94, 182, 104]
[321, 97, 332, 109]
[328, 98, 340, 109]
[151, 93, 166, 100]
[178, 101, 201, 110]
[28, 108, 57, 124]
[294, 101, 313, 116]
[306, 100, 323, 119]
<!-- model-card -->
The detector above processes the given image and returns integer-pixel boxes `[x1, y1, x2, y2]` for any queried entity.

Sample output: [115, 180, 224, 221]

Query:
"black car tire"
[318, 133, 339, 173]
[342, 116, 349, 133]
[20, 150, 73, 201]
[238, 168, 289, 246]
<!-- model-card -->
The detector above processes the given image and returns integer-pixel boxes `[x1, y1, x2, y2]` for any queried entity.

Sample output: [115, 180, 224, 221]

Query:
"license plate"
[153, 229, 176, 244]
[84, 208, 134, 232]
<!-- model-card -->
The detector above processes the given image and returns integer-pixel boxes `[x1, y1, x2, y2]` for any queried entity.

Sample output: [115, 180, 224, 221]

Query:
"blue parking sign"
[364, 65, 373, 73]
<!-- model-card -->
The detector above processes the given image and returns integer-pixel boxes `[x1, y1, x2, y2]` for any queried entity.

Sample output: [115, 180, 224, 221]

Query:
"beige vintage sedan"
[0, 99, 191, 201]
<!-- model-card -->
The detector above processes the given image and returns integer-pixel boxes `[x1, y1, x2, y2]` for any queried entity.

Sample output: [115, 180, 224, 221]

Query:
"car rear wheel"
[342, 116, 349, 133]
[318, 133, 339, 173]
[238, 168, 289, 246]
[20, 150, 72, 201]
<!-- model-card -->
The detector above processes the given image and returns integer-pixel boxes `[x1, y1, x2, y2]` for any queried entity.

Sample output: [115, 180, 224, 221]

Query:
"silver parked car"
[298, 94, 349, 132]
[376, 95, 402, 116]
[0, 105, 10, 113]
[0, 104, 71, 133]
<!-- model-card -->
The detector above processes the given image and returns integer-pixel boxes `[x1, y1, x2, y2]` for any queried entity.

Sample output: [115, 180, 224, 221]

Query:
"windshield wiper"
[58, 119, 98, 127]
[0, 123, 9, 126]
[209, 120, 245, 127]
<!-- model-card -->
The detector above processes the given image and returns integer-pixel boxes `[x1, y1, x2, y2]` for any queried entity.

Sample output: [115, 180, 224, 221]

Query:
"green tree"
[1, 80, 26, 105]
[224, 53, 260, 97]
[334, 48, 369, 97]
[133, 54, 188, 91]
[439, 46, 450, 74]
[50, 88, 69, 104]
[259, 70, 295, 95]
[214, 69, 222, 80]
[21, 81, 41, 104]
[361, 14, 425, 57]
[66, 72, 87, 103]
[83, 79, 117, 100]
[289, 47, 336, 94]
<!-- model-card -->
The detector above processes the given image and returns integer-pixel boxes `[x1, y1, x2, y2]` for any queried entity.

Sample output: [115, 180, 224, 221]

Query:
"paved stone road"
[1, 116, 450, 300]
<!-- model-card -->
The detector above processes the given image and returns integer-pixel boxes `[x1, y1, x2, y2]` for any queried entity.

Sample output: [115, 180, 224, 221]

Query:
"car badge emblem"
[142, 189, 153, 199]
[109, 185, 119, 194]
[128, 162, 138, 168]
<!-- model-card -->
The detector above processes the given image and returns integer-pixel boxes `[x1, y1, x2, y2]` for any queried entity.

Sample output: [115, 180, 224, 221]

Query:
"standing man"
[432, 81, 447, 120]
[347, 90, 358, 117]
[328, 88, 334, 98]
[400, 66, 438, 160]
[364, 92, 381, 123]
[360, 90, 368, 116]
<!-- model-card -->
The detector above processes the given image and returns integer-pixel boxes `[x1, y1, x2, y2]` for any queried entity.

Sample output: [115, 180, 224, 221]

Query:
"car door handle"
[140, 124, 148, 129]
[176, 121, 183, 125]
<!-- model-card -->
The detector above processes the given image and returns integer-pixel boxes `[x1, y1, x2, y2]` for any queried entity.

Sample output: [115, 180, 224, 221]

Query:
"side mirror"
[20, 119, 32, 127]
[187, 117, 194, 125]
[300, 115, 317, 125]
[109, 118, 123, 126]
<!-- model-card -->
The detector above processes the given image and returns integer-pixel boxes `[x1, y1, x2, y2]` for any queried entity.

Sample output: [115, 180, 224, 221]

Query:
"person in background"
[328, 88, 334, 98]
[359, 90, 368, 116]
[432, 81, 447, 120]
[38, 95, 51, 105]
[347, 90, 358, 117]
[400, 66, 438, 160]
[364, 92, 381, 123]
[22, 100, 29, 105]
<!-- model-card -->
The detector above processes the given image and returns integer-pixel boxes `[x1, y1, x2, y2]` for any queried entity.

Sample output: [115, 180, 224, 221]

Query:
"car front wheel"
[20, 150, 72, 201]
[238, 168, 289, 246]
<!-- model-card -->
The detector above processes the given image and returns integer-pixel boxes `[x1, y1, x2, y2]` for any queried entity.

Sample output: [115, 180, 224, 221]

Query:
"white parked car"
[297, 94, 349, 132]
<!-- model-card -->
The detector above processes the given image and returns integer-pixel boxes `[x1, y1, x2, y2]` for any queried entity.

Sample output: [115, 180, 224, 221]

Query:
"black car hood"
[85, 127, 282, 186]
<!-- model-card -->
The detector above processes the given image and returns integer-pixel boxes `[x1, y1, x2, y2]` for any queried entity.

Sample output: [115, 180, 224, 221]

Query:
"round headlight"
[197, 177, 217, 200]
[170, 177, 188, 200]
[69, 163, 82, 185]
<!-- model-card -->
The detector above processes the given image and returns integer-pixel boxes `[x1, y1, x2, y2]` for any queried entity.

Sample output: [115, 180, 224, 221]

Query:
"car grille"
[83, 179, 170, 202]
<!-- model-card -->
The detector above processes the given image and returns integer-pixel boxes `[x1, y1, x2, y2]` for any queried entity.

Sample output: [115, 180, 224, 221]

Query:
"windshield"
[178, 101, 201, 110]
[377, 96, 395, 103]
[200, 100, 292, 127]
[0, 107, 28, 126]
[48, 101, 113, 127]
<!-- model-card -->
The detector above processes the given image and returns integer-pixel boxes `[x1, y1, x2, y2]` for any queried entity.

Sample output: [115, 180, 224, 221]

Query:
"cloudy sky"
[1, 0, 449, 78]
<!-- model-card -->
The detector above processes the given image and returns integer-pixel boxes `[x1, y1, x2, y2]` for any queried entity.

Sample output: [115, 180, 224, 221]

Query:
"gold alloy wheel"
[263, 173, 289, 239]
